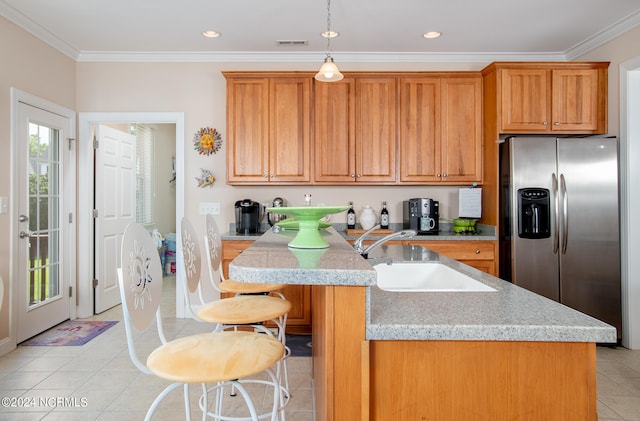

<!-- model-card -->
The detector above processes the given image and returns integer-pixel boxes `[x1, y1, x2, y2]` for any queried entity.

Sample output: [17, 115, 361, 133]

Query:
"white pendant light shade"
[315, 57, 344, 82]
[316, 0, 343, 82]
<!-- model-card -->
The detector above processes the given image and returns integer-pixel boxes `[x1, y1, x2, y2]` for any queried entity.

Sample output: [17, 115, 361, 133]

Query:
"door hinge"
[68, 212, 73, 223]
[93, 279, 99, 288]
[68, 286, 73, 297]
[68, 138, 75, 150]
[92, 209, 99, 218]
[93, 137, 99, 149]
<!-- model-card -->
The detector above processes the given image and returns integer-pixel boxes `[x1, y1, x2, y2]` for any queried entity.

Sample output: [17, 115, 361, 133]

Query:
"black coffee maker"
[235, 199, 262, 234]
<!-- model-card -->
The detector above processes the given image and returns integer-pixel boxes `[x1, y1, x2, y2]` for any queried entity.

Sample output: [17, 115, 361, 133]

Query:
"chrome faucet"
[352, 224, 417, 257]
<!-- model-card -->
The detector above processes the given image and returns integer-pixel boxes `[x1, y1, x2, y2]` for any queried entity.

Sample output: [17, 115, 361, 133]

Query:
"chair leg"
[183, 383, 192, 421]
[199, 383, 208, 421]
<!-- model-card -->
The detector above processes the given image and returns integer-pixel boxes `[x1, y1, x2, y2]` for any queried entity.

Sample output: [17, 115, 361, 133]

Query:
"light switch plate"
[199, 202, 220, 215]
[0, 196, 8, 214]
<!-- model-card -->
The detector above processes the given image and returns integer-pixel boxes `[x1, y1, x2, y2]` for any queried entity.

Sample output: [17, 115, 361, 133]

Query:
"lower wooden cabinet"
[365, 239, 497, 276]
[408, 240, 497, 276]
[221, 240, 312, 334]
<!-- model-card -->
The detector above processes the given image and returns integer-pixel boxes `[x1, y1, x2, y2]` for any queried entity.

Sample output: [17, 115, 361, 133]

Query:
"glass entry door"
[17, 102, 72, 342]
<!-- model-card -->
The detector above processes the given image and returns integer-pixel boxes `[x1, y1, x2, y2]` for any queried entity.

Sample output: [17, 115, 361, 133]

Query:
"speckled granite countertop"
[365, 246, 616, 343]
[229, 227, 377, 286]
[229, 226, 617, 343]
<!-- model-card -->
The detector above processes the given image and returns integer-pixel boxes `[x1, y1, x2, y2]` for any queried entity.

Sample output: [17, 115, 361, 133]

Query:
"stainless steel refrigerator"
[499, 136, 621, 338]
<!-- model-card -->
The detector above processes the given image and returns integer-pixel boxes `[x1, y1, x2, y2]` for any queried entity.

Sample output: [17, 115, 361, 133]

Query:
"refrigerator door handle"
[560, 173, 568, 255]
[552, 172, 559, 254]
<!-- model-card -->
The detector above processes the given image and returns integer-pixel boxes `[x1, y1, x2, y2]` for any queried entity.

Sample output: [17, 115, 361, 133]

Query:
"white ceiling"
[2, 0, 640, 62]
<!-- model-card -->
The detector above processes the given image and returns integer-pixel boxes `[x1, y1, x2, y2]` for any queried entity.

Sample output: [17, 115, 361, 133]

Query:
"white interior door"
[94, 124, 136, 313]
[16, 103, 73, 342]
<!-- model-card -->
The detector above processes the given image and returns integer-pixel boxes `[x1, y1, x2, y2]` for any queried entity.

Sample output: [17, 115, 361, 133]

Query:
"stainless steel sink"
[374, 262, 497, 292]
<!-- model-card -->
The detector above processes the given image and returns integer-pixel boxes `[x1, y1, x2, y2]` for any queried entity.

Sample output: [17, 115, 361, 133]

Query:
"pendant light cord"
[325, 0, 332, 58]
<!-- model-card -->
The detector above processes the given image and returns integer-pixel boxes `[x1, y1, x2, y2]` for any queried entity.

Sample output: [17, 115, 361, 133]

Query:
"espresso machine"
[403, 198, 439, 234]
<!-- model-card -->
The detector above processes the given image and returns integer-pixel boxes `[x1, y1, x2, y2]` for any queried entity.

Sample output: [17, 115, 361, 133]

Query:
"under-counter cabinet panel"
[415, 240, 497, 276]
[314, 76, 396, 183]
[225, 73, 311, 184]
[221, 240, 311, 334]
[399, 76, 482, 183]
[485, 63, 608, 134]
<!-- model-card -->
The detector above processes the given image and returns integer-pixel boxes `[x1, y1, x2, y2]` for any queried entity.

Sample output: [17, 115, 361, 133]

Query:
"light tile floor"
[0, 278, 314, 420]
[1, 277, 639, 420]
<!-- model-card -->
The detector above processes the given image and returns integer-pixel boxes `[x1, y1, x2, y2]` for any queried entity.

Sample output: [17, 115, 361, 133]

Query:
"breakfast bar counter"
[230, 227, 615, 343]
[229, 226, 616, 421]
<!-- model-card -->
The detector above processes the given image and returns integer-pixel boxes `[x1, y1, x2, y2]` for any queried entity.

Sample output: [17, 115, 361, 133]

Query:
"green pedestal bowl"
[267, 206, 349, 249]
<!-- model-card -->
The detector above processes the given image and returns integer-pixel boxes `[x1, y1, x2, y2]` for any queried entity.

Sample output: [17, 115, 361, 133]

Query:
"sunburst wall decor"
[193, 127, 222, 155]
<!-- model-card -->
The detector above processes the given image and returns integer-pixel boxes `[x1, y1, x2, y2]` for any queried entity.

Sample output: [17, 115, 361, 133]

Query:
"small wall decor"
[196, 168, 216, 188]
[193, 127, 222, 155]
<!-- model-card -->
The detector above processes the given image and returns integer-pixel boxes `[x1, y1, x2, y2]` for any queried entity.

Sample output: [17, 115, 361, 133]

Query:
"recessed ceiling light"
[321, 31, 339, 39]
[423, 31, 442, 39]
[202, 30, 221, 38]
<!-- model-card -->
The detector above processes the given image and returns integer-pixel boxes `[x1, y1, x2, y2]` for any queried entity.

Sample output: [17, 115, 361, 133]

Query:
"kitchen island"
[229, 227, 616, 421]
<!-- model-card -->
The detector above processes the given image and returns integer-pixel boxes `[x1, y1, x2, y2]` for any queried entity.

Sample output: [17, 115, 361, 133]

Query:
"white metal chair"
[204, 213, 285, 298]
[118, 222, 284, 421]
[181, 217, 292, 409]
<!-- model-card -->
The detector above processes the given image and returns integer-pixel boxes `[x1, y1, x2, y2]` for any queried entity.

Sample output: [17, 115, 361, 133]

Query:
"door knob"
[19, 231, 33, 239]
[19, 214, 28, 222]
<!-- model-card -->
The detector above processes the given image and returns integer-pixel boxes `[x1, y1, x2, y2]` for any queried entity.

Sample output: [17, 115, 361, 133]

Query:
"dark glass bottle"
[380, 201, 389, 229]
[347, 201, 356, 229]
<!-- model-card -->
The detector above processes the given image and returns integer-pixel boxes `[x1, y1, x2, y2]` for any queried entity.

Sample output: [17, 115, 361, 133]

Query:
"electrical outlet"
[199, 202, 221, 215]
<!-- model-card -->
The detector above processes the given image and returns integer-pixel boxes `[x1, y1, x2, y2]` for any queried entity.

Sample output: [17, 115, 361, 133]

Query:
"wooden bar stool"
[118, 222, 283, 421]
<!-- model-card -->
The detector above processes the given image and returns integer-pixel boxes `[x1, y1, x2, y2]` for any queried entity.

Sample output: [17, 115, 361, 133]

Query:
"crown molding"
[0, 1, 79, 60]
[76, 50, 569, 63]
[565, 9, 640, 60]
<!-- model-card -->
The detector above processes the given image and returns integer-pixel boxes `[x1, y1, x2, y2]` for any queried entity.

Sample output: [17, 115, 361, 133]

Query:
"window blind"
[131, 124, 154, 225]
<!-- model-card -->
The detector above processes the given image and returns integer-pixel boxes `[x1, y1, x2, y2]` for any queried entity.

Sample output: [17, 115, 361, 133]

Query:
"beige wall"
[577, 25, 640, 137]
[75, 61, 488, 236]
[0, 17, 76, 348]
[152, 123, 177, 235]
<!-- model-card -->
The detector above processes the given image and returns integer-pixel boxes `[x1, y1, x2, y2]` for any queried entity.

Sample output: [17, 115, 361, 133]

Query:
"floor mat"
[20, 320, 118, 346]
[286, 334, 312, 357]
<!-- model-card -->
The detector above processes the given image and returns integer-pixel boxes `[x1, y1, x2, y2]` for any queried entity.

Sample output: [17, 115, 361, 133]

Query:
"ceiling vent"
[276, 40, 309, 47]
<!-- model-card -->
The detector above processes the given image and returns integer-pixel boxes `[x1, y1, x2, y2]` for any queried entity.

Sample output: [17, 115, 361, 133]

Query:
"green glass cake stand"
[266, 206, 349, 249]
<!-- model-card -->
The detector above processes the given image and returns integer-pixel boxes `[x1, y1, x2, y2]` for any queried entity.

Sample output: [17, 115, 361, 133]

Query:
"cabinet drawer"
[409, 240, 496, 260]
[221, 240, 254, 260]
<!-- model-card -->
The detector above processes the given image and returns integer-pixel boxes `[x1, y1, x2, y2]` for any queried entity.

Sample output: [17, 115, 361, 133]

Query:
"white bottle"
[360, 205, 377, 230]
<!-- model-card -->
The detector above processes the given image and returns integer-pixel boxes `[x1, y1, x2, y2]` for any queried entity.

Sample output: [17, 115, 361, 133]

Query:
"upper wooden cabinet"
[314, 76, 397, 183]
[225, 72, 311, 184]
[483, 62, 608, 134]
[399, 76, 482, 183]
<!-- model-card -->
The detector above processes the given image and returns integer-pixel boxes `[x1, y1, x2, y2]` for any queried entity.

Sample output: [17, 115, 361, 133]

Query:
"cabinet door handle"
[356, 174, 362, 178]
[475, 249, 481, 254]
[554, 121, 560, 126]
[351, 174, 356, 178]
[238, 250, 243, 254]
[543, 121, 548, 126]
